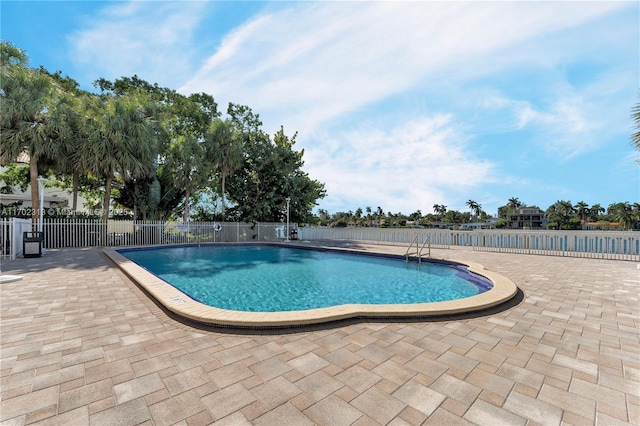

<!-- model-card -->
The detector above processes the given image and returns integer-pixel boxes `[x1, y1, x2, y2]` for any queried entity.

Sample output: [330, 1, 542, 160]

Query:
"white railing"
[3, 221, 638, 261]
[297, 227, 640, 261]
[39, 220, 296, 249]
[298, 226, 452, 249]
[0, 220, 296, 258]
[0, 218, 32, 260]
[470, 230, 639, 261]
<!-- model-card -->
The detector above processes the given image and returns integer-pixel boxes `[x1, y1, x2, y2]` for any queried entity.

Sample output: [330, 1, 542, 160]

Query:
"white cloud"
[180, 1, 626, 133]
[186, 1, 632, 213]
[65, 0, 634, 213]
[303, 115, 496, 213]
[505, 69, 635, 161]
[476, 91, 601, 159]
[68, 1, 208, 87]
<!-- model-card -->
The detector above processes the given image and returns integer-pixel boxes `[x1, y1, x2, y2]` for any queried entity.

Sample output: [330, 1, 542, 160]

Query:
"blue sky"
[2, 1, 638, 216]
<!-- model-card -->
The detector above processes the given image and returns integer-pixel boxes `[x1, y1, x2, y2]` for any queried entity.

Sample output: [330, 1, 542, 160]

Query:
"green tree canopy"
[204, 118, 243, 219]
[226, 122, 326, 223]
[2, 43, 328, 223]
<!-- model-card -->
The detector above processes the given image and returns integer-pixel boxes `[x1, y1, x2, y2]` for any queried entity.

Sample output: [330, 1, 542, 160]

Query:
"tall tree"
[575, 201, 590, 224]
[588, 203, 605, 221]
[497, 197, 525, 219]
[84, 95, 156, 222]
[547, 200, 575, 230]
[355, 207, 363, 222]
[466, 200, 482, 220]
[507, 197, 523, 211]
[168, 135, 202, 222]
[226, 122, 325, 223]
[433, 204, 447, 221]
[608, 202, 637, 230]
[375, 206, 384, 225]
[40, 70, 94, 214]
[204, 118, 243, 219]
[95, 76, 219, 220]
[0, 44, 62, 224]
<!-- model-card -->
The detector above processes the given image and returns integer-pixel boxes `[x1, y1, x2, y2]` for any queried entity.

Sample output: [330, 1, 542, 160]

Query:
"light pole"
[37, 178, 45, 234]
[286, 197, 291, 242]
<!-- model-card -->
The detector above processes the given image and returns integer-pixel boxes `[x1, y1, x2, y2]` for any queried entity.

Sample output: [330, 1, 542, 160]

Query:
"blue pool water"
[119, 245, 492, 312]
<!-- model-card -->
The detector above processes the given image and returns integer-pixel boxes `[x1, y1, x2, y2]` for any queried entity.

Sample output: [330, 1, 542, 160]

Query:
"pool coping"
[103, 244, 519, 328]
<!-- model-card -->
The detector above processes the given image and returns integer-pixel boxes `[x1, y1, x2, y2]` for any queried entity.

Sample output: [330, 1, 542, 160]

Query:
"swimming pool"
[105, 243, 518, 328]
[119, 245, 492, 312]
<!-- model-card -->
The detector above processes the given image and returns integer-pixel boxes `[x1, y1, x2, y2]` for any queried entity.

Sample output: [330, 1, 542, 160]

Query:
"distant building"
[581, 222, 621, 231]
[459, 217, 500, 230]
[506, 208, 548, 229]
[0, 190, 68, 209]
[427, 221, 454, 230]
[1, 155, 84, 214]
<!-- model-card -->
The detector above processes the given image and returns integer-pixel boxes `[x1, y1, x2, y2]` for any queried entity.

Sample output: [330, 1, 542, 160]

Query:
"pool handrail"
[404, 235, 419, 262]
[418, 235, 431, 263]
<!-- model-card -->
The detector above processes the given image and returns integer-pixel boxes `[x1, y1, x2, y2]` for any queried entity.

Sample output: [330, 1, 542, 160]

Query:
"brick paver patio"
[1, 244, 638, 425]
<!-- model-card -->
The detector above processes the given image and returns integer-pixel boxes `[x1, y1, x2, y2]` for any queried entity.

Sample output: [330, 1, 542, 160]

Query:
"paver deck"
[1, 243, 638, 425]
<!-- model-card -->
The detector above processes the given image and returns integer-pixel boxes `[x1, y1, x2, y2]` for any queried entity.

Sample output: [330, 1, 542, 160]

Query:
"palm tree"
[1, 41, 28, 67]
[547, 200, 575, 230]
[375, 206, 384, 226]
[354, 207, 363, 225]
[507, 197, 523, 213]
[409, 210, 422, 222]
[466, 200, 482, 220]
[433, 204, 447, 221]
[0, 52, 62, 225]
[559, 200, 575, 216]
[474, 203, 483, 220]
[166, 134, 206, 222]
[466, 200, 476, 218]
[85, 95, 156, 222]
[575, 201, 590, 224]
[608, 202, 635, 230]
[589, 203, 605, 221]
[205, 118, 243, 219]
[48, 88, 91, 214]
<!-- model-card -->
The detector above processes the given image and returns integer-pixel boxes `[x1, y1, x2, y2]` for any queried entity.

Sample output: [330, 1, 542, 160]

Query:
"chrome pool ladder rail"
[405, 235, 419, 262]
[418, 235, 431, 263]
[405, 234, 431, 264]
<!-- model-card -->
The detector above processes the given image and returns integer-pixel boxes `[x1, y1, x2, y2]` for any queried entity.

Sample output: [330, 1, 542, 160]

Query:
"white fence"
[1, 220, 296, 259]
[469, 230, 640, 261]
[0, 218, 32, 260]
[297, 227, 451, 249]
[2, 221, 638, 261]
[297, 227, 640, 261]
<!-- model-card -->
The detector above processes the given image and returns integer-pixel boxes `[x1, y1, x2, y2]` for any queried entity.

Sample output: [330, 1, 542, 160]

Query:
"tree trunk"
[183, 187, 190, 222]
[102, 175, 112, 223]
[100, 175, 112, 246]
[221, 172, 226, 218]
